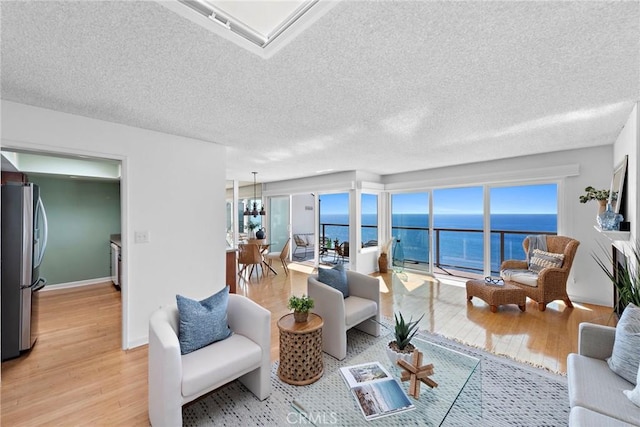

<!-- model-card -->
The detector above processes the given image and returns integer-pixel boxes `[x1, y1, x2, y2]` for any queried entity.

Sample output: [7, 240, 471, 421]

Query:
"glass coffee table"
[291, 336, 481, 426]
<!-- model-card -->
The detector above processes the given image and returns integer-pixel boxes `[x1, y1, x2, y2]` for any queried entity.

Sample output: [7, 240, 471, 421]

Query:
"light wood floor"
[1, 263, 614, 426]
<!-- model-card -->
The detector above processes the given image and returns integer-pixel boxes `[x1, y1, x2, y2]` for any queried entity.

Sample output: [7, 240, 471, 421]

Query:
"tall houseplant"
[593, 239, 640, 314]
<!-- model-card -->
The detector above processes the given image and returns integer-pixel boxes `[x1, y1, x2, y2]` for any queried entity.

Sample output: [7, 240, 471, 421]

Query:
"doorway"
[0, 148, 126, 348]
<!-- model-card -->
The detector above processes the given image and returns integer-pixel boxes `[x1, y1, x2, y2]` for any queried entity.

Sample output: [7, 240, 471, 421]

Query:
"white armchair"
[148, 293, 271, 427]
[307, 270, 380, 360]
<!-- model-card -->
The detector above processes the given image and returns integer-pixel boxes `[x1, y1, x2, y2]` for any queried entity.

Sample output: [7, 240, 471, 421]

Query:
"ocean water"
[320, 213, 557, 273]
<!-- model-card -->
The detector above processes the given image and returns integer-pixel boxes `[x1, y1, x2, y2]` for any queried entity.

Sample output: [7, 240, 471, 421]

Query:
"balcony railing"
[319, 222, 555, 275]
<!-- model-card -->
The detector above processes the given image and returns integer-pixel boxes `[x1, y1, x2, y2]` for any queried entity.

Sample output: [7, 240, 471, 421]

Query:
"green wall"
[29, 175, 121, 285]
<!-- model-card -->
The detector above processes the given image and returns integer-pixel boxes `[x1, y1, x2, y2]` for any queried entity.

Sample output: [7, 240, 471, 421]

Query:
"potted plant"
[579, 186, 618, 215]
[287, 294, 314, 323]
[593, 239, 640, 317]
[386, 312, 424, 364]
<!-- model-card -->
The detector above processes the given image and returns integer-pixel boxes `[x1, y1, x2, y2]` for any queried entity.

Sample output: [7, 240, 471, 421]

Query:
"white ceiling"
[1, 1, 639, 184]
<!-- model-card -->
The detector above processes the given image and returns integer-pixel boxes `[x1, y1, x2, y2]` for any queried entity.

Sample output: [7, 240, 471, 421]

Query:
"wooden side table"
[277, 313, 324, 385]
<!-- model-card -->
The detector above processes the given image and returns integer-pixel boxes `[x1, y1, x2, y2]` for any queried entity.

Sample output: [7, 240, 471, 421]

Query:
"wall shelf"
[593, 225, 631, 242]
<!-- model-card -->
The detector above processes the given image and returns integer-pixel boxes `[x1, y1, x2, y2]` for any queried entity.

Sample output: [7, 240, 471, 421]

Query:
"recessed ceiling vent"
[159, 0, 339, 58]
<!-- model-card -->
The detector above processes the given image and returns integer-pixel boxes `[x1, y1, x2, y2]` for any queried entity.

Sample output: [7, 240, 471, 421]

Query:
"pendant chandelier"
[244, 171, 266, 217]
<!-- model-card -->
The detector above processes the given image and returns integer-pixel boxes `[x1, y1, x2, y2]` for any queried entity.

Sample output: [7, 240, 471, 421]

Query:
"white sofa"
[148, 293, 271, 427]
[307, 270, 380, 360]
[567, 323, 640, 426]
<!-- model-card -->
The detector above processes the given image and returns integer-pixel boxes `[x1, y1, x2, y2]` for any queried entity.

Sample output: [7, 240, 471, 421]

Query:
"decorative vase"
[597, 199, 607, 216]
[256, 228, 265, 239]
[293, 311, 308, 323]
[378, 253, 388, 273]
[598, 203, 624, 231]
[392, 239, 405, 273]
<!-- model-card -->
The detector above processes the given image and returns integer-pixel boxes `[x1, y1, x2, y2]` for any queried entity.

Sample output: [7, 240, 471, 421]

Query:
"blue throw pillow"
[176, 286, 232, 355]
[318, 264, 349, 298]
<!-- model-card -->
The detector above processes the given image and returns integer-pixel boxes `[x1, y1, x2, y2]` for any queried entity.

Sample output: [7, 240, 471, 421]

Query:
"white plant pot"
[386, 345, 415, 366]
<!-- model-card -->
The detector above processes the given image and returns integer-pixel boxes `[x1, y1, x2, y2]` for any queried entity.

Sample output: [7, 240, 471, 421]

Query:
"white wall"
[291, 194, 315, 236]
[1, 101, 226, 348]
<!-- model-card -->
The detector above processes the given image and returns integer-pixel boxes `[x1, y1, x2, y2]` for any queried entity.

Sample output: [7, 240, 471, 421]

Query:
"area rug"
[183, 329, 569, 426]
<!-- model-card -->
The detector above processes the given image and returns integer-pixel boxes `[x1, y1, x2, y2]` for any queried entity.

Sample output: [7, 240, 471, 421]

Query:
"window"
[361, 193, 378, 247]
[489, 183, 558, 274]
[319, 193, 349, 247]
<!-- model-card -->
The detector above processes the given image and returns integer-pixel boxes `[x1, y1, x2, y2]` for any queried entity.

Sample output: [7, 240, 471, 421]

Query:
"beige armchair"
[500, 235, 580, 311]
[148, 294, 271, 426]
[307, 270, 380, 360]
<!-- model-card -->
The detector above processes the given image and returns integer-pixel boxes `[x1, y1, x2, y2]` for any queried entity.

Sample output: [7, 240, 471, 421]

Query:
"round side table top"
[277, 313, 323, 333]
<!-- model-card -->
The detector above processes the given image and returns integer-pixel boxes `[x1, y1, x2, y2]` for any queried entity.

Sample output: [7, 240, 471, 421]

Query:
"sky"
[319, 184, 558, 215]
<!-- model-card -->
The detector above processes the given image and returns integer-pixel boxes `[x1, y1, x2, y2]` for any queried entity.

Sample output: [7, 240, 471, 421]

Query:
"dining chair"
[266, 238, 291, 276]
[237, 243, 263, 281]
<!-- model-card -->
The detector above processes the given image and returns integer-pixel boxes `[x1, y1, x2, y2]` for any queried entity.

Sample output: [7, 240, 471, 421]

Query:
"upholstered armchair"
[500, 235, 580, 311]
[148, 294, 271, 427]
[307, 270, 380, 360]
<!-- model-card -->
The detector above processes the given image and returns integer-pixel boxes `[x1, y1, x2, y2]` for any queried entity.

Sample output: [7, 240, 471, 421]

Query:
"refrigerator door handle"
[32, 277, 46, 292]
[34, 196, 48, 268]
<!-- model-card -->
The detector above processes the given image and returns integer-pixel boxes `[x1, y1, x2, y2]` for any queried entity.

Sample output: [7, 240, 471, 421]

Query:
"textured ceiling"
[1, 1, 639, 183]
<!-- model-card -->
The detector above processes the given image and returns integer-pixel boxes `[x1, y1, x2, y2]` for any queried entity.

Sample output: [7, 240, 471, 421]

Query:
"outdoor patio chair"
[336, 241, 349, 264]
[293, 234, 313, 259]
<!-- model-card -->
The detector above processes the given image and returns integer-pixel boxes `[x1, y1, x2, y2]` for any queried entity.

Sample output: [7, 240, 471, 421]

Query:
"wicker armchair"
[500, 235, 580, 311]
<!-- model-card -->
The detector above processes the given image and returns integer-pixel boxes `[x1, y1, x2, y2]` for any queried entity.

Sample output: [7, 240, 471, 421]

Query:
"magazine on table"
[339, 361, 415, 421]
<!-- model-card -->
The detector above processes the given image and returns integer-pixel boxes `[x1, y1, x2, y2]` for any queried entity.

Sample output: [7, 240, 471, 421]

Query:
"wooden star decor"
[396, 349, 438, 399]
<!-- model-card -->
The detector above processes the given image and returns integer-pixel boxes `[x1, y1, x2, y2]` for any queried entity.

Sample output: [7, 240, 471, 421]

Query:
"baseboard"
[41, 277, 113, 291]
[127, 336, 149, 349]
[569, 293, 613, 308]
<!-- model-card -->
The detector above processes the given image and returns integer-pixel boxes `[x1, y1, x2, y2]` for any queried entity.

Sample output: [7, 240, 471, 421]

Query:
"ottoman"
[466, 279, 526, 313]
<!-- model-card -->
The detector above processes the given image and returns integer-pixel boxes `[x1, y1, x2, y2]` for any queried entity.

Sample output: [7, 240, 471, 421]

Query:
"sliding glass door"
[433, 187, 484, 276]
[391, 192, 430, 272]
[269, 196, 290, 255]
[388, 183, 558, 278]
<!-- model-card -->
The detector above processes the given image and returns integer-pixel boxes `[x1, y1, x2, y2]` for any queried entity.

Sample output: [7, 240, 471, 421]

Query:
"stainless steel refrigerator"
[1, 182, 48, 361]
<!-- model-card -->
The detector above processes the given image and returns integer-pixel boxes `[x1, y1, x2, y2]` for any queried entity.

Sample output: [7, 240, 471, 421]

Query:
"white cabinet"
[110, 242, 121, 290]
